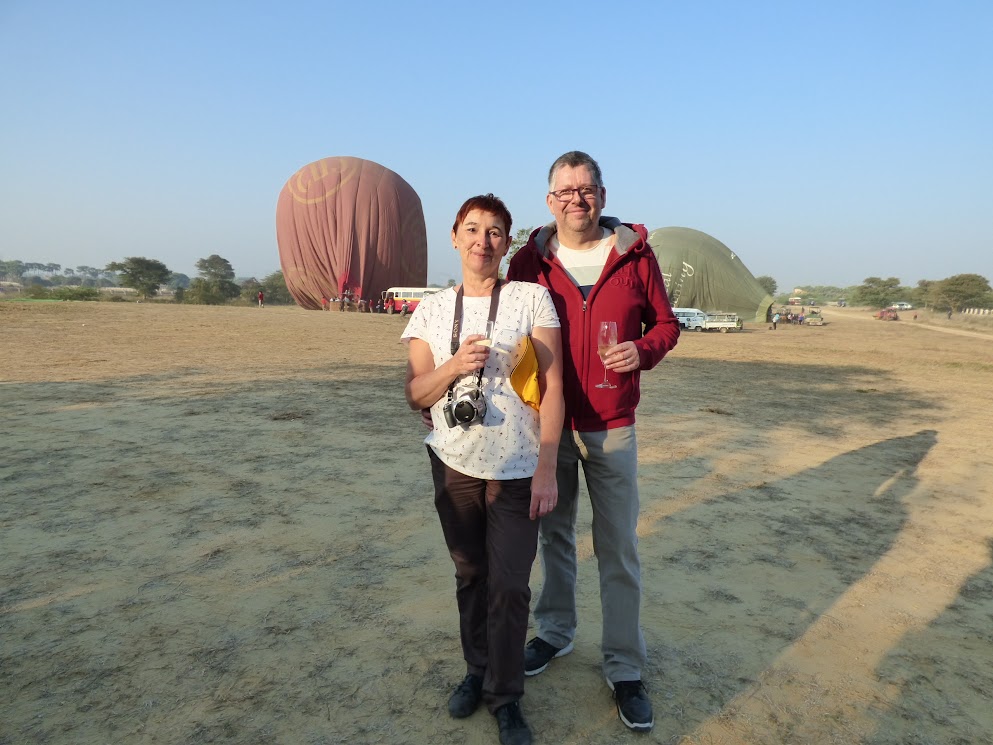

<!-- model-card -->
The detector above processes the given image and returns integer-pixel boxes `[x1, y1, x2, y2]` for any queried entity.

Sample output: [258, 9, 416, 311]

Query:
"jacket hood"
[530, 217, 649, 260]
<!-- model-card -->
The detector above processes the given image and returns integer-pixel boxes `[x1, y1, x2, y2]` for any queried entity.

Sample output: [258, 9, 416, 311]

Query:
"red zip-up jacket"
[508, 218, 680, 432]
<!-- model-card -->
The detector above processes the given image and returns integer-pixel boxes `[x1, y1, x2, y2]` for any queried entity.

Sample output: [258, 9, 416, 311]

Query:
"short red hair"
[452, 193, 512, 236]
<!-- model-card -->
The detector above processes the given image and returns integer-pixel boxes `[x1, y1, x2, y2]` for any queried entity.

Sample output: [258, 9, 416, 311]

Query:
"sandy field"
[2, 301, 992, 745]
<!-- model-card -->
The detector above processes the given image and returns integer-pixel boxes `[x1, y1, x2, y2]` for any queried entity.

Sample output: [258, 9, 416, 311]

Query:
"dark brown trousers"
[428, 447, 538, 713]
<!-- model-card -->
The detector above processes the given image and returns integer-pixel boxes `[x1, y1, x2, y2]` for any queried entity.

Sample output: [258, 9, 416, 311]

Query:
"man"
[507, 151, 679, 733]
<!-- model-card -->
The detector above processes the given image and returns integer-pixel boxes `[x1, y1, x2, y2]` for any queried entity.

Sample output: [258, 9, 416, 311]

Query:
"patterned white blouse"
[402, 282, 559, 480]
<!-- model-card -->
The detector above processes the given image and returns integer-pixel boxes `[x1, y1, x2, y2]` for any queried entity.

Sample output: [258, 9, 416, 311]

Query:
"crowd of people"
[400, 151, 680, 745]
[320, 291, 406, 314]
[771, 307, 810, 329]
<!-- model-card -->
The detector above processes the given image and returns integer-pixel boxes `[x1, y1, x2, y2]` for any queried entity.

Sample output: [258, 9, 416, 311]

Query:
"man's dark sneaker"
[495, 700, 532, 745]
[523, 636, 574, 676]
[608, 679, 654, 732]
[447, 674, 483, 719]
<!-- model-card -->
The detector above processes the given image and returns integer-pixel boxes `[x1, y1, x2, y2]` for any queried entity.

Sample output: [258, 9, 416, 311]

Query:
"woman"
[403, 194, 564, 745]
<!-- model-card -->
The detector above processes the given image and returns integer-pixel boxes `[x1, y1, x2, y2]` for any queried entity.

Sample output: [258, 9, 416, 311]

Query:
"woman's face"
[452, 209, 509, 278]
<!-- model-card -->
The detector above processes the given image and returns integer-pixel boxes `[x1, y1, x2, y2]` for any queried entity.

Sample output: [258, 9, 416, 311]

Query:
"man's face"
[546, 164, 606, 236]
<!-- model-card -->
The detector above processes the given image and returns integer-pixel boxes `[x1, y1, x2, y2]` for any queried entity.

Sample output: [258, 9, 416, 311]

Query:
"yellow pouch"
[510, 335, 541, 411]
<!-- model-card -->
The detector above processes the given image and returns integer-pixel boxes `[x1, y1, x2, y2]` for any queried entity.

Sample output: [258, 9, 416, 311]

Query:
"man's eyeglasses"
[549, 185, 600, 202]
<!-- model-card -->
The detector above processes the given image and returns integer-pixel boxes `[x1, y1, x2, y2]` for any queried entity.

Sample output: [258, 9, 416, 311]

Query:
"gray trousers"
[533, 426, 647, 682]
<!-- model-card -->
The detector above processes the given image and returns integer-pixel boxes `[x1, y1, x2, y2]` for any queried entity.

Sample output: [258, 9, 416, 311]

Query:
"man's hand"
[602, 341, 640, 374]
[420, 408, 433, 429]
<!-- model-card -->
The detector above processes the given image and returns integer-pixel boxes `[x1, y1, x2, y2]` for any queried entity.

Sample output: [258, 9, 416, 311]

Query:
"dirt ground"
[2, 301, 992, 745]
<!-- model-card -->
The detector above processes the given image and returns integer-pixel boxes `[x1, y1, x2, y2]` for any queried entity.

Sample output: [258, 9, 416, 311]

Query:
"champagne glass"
[596, 321, 618, 389]
[476, 320, 495, 347]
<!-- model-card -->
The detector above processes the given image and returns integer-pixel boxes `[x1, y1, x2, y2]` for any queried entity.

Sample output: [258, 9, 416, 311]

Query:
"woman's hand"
[453, 333, 491, 374]
[405, 335, 491, 412]
[529, 466, 558, 520]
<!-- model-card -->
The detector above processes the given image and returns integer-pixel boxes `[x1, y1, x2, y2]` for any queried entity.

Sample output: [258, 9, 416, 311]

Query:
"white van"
[672, 307, 707, 330]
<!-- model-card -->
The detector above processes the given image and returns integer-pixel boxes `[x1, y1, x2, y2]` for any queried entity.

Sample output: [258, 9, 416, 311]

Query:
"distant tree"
[195, 254, 236, 282]
[852, 276, 901, 308]
[0, 259, 24, 282]
[168, 272, 191, 290]
[755, 275, 778, 296]
[503, 226, 536, 269]
[173, 287, 185, 303]
[52, 286, 100, 301]
[72, 266, 100, 287]
[24, 284, 51, 299]
[929, 274, 992, 312]
[106, 257, 171, 298]
[446, 278, 457, 288]
[239, 277, 263, 304]
[260, 270, 293, 305]
[186, 254, 240, 304]
[185, 277, 241, 305]
[912, 279, 934, 308]
[1, 260, 26, 281]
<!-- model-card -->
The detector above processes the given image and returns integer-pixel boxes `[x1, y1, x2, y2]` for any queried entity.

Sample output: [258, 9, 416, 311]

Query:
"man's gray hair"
[548, 151, 603, 188]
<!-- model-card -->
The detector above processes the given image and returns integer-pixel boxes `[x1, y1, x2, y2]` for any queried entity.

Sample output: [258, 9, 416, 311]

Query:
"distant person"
[947, 309, 953, 320]
[403, 193, 564, 745]
[339, 295, 346, 312]
[321, 296, 330, 311]
[257, 290, 265, 308]
[401, 299, 410, 317]
[772, 312, 780, 330]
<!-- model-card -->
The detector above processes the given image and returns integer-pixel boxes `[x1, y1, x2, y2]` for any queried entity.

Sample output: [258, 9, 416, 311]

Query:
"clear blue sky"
[2, 1, 990, 292]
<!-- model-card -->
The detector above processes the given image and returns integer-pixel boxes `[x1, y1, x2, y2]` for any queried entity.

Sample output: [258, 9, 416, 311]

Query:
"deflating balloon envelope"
[648, 227, 773, 323]
[276, 157, 428, 309]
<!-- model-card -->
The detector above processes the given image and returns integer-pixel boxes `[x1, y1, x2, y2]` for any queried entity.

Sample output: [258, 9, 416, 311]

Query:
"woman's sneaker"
[447, 674, 483, 718]
[494, 700, 532, 745]
[523, 637, 574, 676]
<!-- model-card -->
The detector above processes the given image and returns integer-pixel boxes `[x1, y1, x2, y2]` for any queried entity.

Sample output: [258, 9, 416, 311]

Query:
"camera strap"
[447, 280, 502, 403]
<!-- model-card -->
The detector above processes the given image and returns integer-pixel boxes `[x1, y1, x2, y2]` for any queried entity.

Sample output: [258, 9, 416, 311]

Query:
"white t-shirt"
[549, 227, 613, 298]
[402, 281, 559, 480]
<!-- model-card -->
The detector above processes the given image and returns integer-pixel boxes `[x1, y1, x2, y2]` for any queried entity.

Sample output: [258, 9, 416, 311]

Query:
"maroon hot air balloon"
[276, 157, 428, 309]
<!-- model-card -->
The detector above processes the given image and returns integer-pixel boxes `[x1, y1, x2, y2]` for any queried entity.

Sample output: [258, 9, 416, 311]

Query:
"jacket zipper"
[542, 238, 636, 425]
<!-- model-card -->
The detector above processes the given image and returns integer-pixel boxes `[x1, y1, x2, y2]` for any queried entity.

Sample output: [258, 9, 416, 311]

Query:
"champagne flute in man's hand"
[596, 321, 618, 390]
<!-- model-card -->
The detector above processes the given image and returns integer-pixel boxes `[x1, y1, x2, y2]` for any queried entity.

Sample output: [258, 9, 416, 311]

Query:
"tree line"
[6, 254, 989, 313]
[0, 260, 118, 286]
[0, 255, 293, 305]
[850, 274, 992, 312]
[782, 275, 992, 312]
[751, 273, 992, 313]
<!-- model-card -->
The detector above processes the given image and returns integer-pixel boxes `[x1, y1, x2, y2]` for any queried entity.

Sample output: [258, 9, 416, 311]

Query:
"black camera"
[442, 388, 487, 428]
